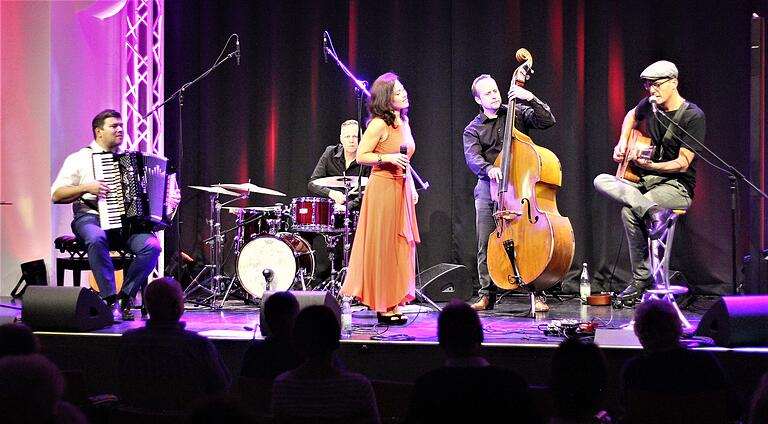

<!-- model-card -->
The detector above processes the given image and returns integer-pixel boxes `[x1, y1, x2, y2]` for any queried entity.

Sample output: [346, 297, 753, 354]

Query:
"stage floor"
[0, 291, 720, 345]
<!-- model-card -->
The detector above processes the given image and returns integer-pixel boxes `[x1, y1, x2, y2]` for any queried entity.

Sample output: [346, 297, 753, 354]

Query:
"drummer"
[308, 119, 371, 211]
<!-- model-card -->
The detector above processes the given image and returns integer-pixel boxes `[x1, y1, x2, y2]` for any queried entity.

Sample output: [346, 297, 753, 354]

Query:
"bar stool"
[640, 209, 692, 329]
[54, 235, 134, 288]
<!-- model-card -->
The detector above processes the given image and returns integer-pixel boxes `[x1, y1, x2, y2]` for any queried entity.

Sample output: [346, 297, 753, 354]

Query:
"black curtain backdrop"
[165, 0, 767, 296]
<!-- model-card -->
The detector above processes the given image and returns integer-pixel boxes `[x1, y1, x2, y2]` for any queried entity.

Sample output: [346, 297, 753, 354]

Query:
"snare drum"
[237, 232, 315, 298]
[291, 197, 333, 232]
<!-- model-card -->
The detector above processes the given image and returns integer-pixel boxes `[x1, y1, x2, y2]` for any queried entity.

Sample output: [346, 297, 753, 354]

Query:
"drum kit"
[184, 176, 366, 309]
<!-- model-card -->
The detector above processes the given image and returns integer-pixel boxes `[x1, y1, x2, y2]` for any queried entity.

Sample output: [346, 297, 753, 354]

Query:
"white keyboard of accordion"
[93, 154, 125, 230]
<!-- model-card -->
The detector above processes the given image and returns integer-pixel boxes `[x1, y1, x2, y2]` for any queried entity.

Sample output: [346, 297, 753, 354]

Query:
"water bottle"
[341, 296, 352, 339]
[579, 263, 591, 305]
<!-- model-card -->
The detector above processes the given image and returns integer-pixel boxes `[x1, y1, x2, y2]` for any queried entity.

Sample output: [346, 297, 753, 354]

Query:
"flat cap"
[640, 60, 678, 80]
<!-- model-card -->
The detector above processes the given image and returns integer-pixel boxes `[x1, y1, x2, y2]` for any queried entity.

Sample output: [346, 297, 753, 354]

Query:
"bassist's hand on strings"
[507, 85, 534, 101]
[487, 167, 502, 183]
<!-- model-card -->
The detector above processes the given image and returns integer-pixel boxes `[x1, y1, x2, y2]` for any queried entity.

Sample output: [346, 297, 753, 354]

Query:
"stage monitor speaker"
[260, 290, 340, 337]
[694, 295, 768, 347]
[10, 259, 49, 298]
[21, 286, 113, 332]
[417, 263, 472, 302]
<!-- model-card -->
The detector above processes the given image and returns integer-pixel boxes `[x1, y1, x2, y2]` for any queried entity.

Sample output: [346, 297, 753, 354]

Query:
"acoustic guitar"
[615, 129, 652, 183]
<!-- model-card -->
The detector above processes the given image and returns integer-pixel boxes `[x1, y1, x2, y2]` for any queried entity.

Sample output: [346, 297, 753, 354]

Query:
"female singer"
[341, 72, 420, 325]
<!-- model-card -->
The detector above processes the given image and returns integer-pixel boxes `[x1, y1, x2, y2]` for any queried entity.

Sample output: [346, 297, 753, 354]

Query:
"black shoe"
[644, 206, 671, 240]
[118, 293, 135, 321]
[616, 281, 652, 301]
[104, 294, 117, 308]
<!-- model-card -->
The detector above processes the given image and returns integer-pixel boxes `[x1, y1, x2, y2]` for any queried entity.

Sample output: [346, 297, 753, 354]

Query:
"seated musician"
[308, 119, 371, 212]
[51, 109, 180, 321]
[306, 119, 371, 280]
[593, 61, 704, 302]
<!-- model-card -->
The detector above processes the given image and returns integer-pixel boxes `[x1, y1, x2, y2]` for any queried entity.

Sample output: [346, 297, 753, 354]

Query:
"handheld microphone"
[235, 35, 241, 66]
[323, 32, 328, 63]
[649, 96, 658, 114]
[400, 145, 408, 170]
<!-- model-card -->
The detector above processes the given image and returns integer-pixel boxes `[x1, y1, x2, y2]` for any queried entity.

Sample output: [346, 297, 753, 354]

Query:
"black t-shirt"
[634, 97, 706, 198]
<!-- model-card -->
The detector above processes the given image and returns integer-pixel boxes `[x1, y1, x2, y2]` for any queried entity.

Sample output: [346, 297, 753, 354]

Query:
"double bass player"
[462, 74, 556, 312]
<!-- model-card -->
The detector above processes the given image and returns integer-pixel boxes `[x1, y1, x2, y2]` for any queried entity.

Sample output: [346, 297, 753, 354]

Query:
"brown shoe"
[471, 295, 494, 311]
[534, 296, 549, 312]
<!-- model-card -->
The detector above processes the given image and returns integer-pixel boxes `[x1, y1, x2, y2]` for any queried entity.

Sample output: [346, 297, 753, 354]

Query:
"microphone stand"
[142, 34, 239, 285]
[323, 31, 430, 192]
[653, 107, 768, 295]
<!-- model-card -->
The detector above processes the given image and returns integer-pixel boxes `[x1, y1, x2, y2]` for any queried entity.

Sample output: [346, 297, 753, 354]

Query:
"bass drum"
[237, 233, 315, 298]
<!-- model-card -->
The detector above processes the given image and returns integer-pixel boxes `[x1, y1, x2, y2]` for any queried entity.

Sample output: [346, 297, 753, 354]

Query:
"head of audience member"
[339, 119, 360, 155]
[633, 299, 683, 352]
[144, 277, 185, 323]
[0, 323, 40, 358]
[0, 353, 66, 423]
[293, 305, 340, 360]
[263, 291, 300, 340]
[471, 74, 502, 115]
[368, 72, 408, 127]
[437, 300, 484, 358]
[550, 338, 608, 420]
[91, 109, 123, 151]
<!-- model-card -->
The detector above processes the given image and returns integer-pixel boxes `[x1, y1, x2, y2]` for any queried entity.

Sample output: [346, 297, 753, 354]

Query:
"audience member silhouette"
[271, 304, 379, 424]
[549, 338, 611, 424]
[0, 322, 40, 357]
[0, 353, 86, 424]
[117, 277, 231, 413]
[621, 299, 734, 423]
[748, 371, 768, 424]
[241, 291, 302, 379]
[186, 395, 257, 424]
[406, 300, 540, 424]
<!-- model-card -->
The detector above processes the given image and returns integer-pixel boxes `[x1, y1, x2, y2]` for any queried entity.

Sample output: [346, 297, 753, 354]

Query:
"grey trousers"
[474, 179, 496, 297]
[593, 174, 691, 284]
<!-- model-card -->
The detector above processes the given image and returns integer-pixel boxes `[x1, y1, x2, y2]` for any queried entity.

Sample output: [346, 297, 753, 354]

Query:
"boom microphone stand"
[653, 103, 768, 295]
[142, 34, 241, 285]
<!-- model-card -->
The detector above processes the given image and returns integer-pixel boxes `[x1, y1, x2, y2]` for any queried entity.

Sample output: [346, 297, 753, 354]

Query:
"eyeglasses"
[643, 78, 673, 90]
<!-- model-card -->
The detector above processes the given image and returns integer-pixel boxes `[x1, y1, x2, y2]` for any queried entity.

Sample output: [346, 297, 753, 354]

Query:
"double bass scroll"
[486, 48, 575, 293]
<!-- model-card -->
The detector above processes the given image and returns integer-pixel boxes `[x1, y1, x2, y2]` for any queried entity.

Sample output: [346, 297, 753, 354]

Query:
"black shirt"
[634, 97, 706, 198]
[307, 144, 371, 211]
[463, 98, 556, 180]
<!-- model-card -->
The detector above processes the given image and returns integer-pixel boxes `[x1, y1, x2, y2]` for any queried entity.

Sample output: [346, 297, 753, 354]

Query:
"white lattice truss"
[122, 0, 165, 277]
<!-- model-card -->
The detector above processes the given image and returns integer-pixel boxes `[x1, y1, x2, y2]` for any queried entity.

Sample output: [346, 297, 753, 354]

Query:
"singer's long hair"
[367, 72, 408, 128]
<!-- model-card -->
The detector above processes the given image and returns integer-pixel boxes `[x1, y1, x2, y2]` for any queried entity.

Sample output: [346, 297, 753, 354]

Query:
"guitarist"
[594, 60, 705, 302]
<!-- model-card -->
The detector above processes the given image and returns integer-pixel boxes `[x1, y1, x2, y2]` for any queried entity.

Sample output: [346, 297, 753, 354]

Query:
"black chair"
[54, 235, 134, 288]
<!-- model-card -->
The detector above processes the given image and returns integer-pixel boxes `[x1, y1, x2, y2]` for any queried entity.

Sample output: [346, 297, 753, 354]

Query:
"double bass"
[486, 48, 575, 293]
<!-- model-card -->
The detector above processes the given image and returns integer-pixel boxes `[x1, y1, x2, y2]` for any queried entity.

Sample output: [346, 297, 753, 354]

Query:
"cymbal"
[311, 176, 369, 188]
[188, 185, 240, 196]
[213, 183, 286, 197]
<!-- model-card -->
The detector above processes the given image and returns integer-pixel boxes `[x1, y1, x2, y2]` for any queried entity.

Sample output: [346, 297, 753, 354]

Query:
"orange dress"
[341, 119, 420, 312]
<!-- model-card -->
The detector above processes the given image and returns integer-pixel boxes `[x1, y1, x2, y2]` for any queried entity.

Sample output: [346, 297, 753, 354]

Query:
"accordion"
[92, 152, 177, 231]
